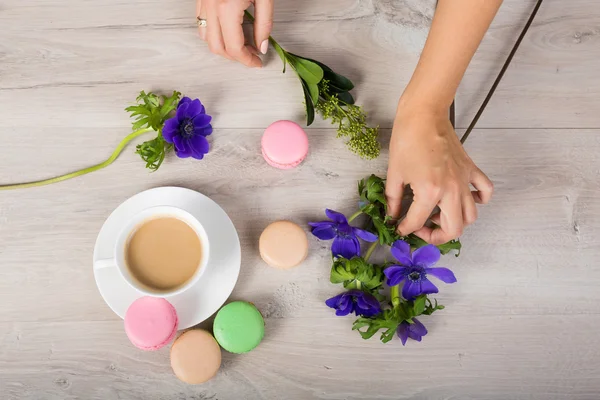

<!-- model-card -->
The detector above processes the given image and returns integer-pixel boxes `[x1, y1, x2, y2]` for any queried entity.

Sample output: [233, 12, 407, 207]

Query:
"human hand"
[196, 0, 273, 67]
[385, 103, 493, 245]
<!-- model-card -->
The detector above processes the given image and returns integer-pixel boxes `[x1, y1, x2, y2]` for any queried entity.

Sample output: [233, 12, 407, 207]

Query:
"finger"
[471, 168, 494, 204]
[413, 225, 454, 246]
[247, 44, 260, 56]
[439, 194, 464, 239]
[462, 193, 478, 226]
[254, 0, 274, 54]
[429, 212, 441, 226]
[385, 170, 404, 220]
[414, 194, 463, 245]
[196, 0, 207, 41]
[206, 1, 233, 60]
[397, 195, 438, 236]
[219, 3, 262, 67]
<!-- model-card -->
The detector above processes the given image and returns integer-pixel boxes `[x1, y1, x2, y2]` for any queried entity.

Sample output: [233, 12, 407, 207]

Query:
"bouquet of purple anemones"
[309, 175, 461, 345]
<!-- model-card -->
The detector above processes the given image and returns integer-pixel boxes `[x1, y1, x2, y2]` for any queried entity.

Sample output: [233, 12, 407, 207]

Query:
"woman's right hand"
[196, 0, 274, 68]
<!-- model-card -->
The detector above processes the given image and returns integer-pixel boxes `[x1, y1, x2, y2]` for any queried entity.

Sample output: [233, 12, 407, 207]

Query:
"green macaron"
[213, 301, 265, 353]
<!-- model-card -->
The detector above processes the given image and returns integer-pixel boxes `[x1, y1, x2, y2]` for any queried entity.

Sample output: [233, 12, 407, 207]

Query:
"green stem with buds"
[0, 128, 153, 191]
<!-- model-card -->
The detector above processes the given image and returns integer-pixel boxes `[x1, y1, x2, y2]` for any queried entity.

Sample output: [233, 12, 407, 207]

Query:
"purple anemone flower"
[325, 290, 381, 317]
[384, 240, 457, 300]
[163, 97, 212, 160]
[396, 318, 427, 345]
[309, 209, 378, 259]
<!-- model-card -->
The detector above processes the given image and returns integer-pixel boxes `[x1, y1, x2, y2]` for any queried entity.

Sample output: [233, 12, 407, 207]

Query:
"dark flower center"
[335, 223, 353, 239]
[181, 119, 195, 138]
[408, 271, 422, 282]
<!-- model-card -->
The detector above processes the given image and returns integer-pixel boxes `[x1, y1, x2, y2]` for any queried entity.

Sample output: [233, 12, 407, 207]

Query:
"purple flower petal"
[331, 237, 360, 259]
[176, 101, 190, 122]
[309, 222, 336, 240]
[391, 240, 412, 265]
[182, 99, 203, 119]
[335, 295, 353, 316]
[172, 135, 191, 158]
[325, 293, 344, 309]
[419, 278, 439, 296]
[409, 318, 428, 339]
[197, 124, 213, 137]
[192, 113, 212, 129]
[325, 209, 348, 224]
[352, 227, 378, 243]
[396, 323, 409, 345]
[402, 280, 421, 300]
[187, 135, 210, 160]
[178, 97, 192, 107]
[162, 117, 179, 143]
[425, 267, 457, 283]
[362, 293, 381, 310]
[412, 244, 441, 267]
[384, 266, 407, 287]
[355, 296, 370, 310]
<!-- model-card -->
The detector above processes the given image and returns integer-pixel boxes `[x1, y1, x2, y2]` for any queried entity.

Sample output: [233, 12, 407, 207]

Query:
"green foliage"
[330, 257, 384, 291]
[358, 174, 462, 254]
[255, 21, 381, 159]
[125, 90, 181, 171]
[352, 294, 445, 343]
[353, 309, 400, 343]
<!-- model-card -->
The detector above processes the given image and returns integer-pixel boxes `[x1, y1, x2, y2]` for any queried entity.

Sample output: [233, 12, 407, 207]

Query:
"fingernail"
[260, 40, 268, 55]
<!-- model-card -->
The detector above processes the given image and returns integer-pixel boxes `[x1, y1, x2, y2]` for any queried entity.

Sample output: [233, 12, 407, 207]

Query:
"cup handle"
[94, 258, 117, 270]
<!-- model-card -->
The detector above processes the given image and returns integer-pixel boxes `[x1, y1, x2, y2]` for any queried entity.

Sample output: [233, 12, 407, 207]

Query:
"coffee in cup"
[126, 217, 202, 292]
[94, 205, 210, 298]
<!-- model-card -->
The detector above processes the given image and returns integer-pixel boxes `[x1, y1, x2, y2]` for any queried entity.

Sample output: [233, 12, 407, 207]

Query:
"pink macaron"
[124, 297, 178, 351]
[261, 120, 309, 169]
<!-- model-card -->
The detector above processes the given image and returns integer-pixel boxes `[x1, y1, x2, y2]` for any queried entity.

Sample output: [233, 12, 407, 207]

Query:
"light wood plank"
[2, 0, 600, 398]
[1, 129, 600, 398]
[1, 0, 599, 129]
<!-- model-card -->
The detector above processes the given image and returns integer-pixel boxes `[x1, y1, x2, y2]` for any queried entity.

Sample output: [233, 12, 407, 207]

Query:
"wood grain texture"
[1, 0, 599, 129]
[1, 0, 600, 398]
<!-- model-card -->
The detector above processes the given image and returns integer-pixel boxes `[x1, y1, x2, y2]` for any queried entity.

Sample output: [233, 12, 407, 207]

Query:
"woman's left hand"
[196, 0, 274, 68]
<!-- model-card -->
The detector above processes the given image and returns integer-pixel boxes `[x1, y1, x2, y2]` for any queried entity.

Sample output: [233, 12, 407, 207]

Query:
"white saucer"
[93, 187, 241, 329]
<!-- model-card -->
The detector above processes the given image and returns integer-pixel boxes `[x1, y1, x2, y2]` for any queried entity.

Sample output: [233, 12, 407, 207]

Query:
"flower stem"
[364, 241, 378, 262]
[0, 128, 154, 191]
[391, 285, 401, 308]
[347, 210, 362, 223]
[356, 281, 362, 290]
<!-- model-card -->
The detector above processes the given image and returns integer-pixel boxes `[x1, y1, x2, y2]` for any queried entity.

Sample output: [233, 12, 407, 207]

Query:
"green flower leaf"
[287, 54, 324, 85]
[354, 263, 384, 290]
[336, 91, 355, 105]
[404, 234, 462, 256]
[308, 82, 319, 105]
[272, 42, 287, 73]
[422, 298, 445, 316]
[301, 58, 355, 92]
[412, 295, 426, 316]
[300, 80, 316, 126]
[437, 239, 462, 256]
[330, 258, 356, 284]
[352, 309, 401, 343]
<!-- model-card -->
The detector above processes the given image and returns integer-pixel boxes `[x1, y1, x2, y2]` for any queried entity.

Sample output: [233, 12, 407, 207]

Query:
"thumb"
[253, 0, 274, 54]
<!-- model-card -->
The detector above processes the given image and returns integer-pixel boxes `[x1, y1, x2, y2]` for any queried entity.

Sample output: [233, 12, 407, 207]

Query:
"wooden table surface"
[1, 0, 600, 399]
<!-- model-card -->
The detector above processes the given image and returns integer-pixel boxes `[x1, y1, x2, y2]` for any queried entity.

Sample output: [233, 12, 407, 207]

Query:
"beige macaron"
[259, 221, 308, 269]
[170, 329, 221, 384]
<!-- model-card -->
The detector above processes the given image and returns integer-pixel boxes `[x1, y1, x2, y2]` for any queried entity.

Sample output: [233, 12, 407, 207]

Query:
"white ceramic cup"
[94, 205, 210, 297]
